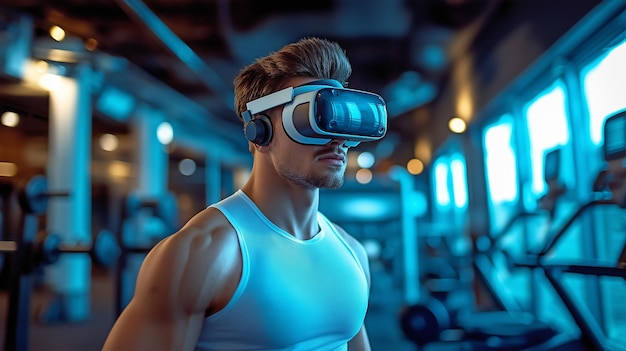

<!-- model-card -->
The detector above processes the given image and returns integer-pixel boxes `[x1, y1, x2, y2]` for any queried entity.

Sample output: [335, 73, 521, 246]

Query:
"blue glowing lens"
[313, 88, 387, 137]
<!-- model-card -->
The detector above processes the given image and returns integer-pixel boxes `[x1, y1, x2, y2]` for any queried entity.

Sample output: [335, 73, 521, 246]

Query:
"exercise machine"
[400, 149, 565, 350]
[0, 176, 120, 351]
[506, 111, 626, 351]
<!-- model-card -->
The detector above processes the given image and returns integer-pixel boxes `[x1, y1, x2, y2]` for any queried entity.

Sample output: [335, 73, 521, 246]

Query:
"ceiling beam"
[114, 0, 234, 111]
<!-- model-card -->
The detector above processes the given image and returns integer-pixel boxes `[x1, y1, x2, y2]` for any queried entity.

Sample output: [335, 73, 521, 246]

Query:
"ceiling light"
[355, 168, 373, 184]
[1, 111, 20, 127]
[49, 26, 66, 42]
[157, 121, 174, 145]
[449, 117, 466, 133]
[407, 158, 424, 175]
[99, 133, 119, 152]
[357, 151, 375, 168]
[0, 162, 18, 177]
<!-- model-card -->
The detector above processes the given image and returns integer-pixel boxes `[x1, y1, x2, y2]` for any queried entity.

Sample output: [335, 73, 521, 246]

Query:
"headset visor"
[286, 88, 387, 146]
[243, 81, 388, 147]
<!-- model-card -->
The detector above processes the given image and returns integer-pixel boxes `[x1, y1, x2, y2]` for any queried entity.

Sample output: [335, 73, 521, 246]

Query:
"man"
[103, 37, 387, 351]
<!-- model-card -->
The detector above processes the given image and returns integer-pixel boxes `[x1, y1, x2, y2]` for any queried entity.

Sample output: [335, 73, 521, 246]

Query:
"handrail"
[538, 199, 616, 257]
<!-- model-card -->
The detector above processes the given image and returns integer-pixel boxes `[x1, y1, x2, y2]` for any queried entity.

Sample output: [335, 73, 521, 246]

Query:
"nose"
[328, 138, 349, 148]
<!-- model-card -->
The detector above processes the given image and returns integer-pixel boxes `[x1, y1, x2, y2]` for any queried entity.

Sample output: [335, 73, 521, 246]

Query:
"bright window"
[433, 156, 450, 208]
[483, 116, 518, 204]
[524, 81, 570, 196]
[583, 38, 626, 146]
[450, 153, 468, 209]
[581, 37, 626, 346]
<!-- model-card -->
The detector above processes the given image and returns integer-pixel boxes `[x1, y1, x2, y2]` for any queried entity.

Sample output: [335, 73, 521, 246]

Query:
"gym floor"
[0, 266, 416, 351]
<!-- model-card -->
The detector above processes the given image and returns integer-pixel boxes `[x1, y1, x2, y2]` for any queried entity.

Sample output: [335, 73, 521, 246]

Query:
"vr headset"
[241, 79, 387, 147]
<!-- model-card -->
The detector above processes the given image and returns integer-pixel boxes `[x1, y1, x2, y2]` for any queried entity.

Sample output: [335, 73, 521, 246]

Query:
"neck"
[241, 170, 320, 240]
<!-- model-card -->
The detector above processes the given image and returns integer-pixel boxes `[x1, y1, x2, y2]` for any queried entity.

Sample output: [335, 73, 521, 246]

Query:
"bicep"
[103, 235, 214, 351]
[102, 297, 205, 351]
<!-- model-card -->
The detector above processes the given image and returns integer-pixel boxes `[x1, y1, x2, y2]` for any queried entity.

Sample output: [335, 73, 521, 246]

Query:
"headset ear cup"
[244, 114, 273, 146]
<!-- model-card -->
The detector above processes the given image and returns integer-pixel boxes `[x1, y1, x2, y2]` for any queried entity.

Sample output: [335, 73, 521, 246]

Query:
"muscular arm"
[102, 209, 240, 351]
[334, 225, 372, 351]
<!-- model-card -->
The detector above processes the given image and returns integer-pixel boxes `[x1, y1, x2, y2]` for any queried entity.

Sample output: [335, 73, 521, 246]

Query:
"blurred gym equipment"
[0, 176, 124, 351]
[506, 111, 626, 351]
[400, 125, 626, 350]
[399, 150, 563, 350]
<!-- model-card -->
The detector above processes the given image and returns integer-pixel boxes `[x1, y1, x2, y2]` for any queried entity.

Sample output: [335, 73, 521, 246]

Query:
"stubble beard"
[278, 163, 345, 189]
[271, 136, 347, 189]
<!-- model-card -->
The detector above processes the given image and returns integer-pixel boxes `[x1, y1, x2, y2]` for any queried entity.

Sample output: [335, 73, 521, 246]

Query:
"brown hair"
[233, 37, 352, 119]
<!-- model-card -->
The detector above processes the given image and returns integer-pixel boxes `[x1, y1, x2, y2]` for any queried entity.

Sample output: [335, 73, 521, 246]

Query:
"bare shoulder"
[167, 206, 238, 251]
[135, 206, 240, 314]
[102, 207, 240, 350]
[148, 206, 237, 266]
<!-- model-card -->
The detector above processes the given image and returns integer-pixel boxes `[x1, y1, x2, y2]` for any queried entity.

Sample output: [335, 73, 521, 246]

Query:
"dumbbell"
[0, 229, 121, 273]
[398, 297, 452, 346]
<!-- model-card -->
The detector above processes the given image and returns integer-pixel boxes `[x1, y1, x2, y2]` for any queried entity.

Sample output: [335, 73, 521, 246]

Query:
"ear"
[253, 141, 271, 153]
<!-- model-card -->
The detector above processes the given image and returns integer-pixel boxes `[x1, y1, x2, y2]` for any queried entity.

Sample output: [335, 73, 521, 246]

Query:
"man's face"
[267, 76, 349, 190]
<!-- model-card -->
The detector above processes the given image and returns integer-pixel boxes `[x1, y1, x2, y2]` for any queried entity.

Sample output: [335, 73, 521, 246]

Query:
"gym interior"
[1, 0, 626, 350]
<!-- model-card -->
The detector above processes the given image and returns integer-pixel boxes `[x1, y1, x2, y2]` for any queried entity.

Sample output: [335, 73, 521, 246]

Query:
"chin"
[324, 176, 344, 189]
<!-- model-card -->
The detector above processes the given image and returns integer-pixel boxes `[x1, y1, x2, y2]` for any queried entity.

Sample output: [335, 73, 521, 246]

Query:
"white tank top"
[194, 190, 369, 351]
